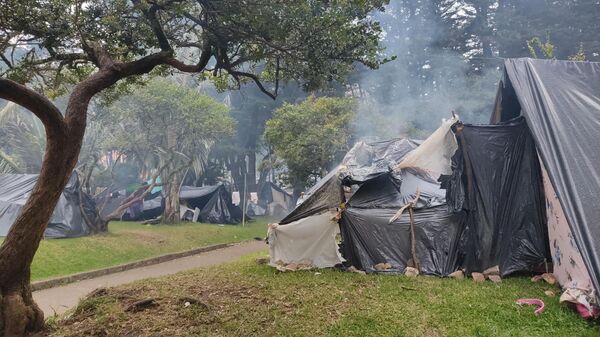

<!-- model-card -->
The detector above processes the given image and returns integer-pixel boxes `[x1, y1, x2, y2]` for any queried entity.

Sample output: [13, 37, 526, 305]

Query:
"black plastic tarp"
[445, 117, 549, 276]
[180, 184, 243, 224]
[280, 167, 343, 224]
[340, 171, 466, 275]
[0, 173, 98, 238]
[492, 58, 600, 292]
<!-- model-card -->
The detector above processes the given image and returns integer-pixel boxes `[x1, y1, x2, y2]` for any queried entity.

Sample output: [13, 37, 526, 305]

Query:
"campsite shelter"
[482, 58, 600, 317]
[269, 137, 424, 269]
[269, 58, 600, 317]
[179, 184, 244, 224]
[0, 173, 100, 238]
[256, 181, 294, 218]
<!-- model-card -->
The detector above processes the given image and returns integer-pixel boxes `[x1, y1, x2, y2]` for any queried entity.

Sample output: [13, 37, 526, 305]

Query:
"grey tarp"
[280, 138, 419, 225]
[492, 58, 600, 292]
[180, 184, 244, 224]
[0, 173, 98, 238]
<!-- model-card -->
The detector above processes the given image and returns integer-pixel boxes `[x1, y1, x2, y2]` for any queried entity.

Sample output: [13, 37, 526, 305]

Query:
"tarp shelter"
[180, 184, 244, 224]
[256, 182, 294, 218]
[121, 189, 163, 221]
[269, 137, 424, 269]
[484, 58, 600, 316]
[0, 173, 100, 238]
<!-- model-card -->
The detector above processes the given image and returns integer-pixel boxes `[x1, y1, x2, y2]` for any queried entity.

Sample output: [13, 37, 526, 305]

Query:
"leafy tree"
[102, 79, 234, 223]
[265, 96, 356, 194]
[0, 1, 388, 334]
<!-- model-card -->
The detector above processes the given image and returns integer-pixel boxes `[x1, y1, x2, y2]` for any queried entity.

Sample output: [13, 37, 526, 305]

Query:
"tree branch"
[0, 78, 65, 136]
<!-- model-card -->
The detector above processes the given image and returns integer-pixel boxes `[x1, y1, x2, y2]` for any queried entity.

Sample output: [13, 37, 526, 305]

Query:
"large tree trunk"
[0, 80, 85, 337]
[163, 174, 181, 224]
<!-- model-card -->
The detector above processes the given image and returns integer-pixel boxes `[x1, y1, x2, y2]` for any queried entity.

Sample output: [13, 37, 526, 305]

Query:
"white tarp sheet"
[268, 212, 343, 269]
[395, 116, 458, 177]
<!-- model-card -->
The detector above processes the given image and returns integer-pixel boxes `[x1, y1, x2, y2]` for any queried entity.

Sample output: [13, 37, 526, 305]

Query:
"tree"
[0, 1, 388, 335]
[265, 96, 356, 194]
[103, 79, 234, 223]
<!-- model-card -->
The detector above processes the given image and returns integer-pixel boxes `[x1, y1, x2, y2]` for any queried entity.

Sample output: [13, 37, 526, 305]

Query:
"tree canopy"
[265, 96, 355, 190]
[0, 0, 388, 98]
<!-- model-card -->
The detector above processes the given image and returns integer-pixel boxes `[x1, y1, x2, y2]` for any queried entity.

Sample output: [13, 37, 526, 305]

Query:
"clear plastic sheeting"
[341, 138, 420, 183]
[395, 116, 458, 178]
[268, 212, 343, 269]
[280, 138, 419, 225]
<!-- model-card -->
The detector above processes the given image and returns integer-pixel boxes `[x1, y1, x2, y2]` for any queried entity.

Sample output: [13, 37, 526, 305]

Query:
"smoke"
[352, 0, 501, 140]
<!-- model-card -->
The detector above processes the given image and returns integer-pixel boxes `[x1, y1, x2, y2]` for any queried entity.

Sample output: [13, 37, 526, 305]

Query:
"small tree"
[265, 96, 356, 194]
[103, 79, 234, 223]
[0, 1, 387, 334]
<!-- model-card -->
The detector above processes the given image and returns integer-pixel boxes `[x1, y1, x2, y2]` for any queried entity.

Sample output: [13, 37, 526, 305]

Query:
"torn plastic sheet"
[268, 211, 343, 269]
[280, 138, 419, 225]
[395, 116, 458, 178]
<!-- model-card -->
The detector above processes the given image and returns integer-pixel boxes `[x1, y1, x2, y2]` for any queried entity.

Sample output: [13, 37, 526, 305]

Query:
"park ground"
[48, 253, 600, 337]
[7, 218, 269, 281]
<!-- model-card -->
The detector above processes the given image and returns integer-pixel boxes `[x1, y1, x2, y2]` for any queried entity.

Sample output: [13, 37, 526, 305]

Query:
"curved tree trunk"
[0, 44, 193, 337]
[163, 175, 181, 224]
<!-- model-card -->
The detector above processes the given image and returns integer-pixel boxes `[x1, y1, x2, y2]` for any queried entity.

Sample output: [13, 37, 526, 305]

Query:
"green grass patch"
[51, 253, 600, 337]
[17, 218, 269, 281]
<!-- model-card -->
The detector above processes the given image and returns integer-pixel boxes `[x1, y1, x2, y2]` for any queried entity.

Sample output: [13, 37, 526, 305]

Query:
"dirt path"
[33, 240, 267, 317]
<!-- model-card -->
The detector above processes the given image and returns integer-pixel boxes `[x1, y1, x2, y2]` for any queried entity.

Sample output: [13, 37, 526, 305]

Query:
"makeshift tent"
[269, 137, 425, 269]
[121, 189, 163, 221]
[179, 184, 244, 224]
[279, 138, 420, 225]
[484, 58, 600, 316]
[256, 182, 294, 218]
[0, 173, 100, 238]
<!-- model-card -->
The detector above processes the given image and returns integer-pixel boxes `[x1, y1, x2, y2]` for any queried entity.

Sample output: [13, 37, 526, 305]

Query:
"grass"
[21, 218, 269, 281]
[50, 253, 600, 337]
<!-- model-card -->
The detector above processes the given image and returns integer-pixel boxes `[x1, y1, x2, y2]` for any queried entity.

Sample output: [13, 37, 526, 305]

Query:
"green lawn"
[23, 219, 269, 281]
[50, 253, 600, 337]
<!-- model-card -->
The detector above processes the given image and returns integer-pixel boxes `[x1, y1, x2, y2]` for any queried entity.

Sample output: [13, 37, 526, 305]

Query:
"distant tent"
[180, 184, 244, 224]
[0, 173, 100, 238]
[256, 181, 294, 219]
[121, 189, 163, 221]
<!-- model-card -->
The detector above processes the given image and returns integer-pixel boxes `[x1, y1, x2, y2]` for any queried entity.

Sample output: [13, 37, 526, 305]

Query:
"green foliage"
[0, 102, 45, 173]
[569, 44, 587, 61]
[265, 96, 355, 188]
[0, 0, 389, 97]
[102, 79, 234, 179]
[527, 34, 555, 59]
[21, 219, 270, 281]
[52, 256, 600, 337]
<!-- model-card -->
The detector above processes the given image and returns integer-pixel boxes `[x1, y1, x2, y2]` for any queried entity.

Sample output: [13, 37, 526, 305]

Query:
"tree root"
[1, 286, 44, 337]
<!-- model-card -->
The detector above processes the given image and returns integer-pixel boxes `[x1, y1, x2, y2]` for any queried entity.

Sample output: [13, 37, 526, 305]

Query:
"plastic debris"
[516, 298, 545, 316]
